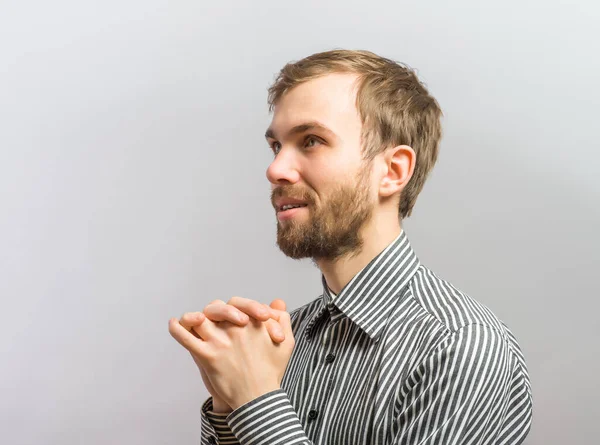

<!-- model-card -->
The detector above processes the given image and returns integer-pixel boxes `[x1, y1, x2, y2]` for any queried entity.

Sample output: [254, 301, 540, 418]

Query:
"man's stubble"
[272, 161, 374, 262]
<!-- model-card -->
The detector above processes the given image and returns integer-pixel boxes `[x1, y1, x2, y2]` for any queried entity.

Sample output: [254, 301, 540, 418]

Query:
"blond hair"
[267, 49, 443, 219]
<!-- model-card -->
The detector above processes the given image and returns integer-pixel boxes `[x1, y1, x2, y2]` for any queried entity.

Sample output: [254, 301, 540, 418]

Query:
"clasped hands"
[168, 297, 295, 414]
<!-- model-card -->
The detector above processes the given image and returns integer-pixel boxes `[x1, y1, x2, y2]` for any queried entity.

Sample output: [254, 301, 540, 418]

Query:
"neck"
[315, 209, 402, 294]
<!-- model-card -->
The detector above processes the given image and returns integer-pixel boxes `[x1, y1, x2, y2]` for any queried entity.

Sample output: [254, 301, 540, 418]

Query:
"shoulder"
[406, 264, 530, 374]
[408, 264, 507, 335]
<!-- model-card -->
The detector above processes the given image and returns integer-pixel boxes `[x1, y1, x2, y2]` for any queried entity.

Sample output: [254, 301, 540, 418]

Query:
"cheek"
[303, 154, 365, 197]
[301, 161, 334, 191]
[308, 172, 338, 198]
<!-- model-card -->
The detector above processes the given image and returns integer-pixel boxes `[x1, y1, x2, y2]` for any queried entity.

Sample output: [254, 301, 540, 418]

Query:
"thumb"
[270, 298, 287, 312]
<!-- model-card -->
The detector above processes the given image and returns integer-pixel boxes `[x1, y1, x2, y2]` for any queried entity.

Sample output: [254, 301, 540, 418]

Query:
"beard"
[271, 162, 374, 262]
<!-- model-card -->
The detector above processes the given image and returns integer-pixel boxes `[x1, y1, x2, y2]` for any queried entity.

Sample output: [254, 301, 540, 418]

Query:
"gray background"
[1, 1, 598, 444]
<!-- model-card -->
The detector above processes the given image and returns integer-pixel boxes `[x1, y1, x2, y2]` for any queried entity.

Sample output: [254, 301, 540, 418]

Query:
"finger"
[207, 299, 226, 306]
[264, 318, 285, 343]
[274, 310, 293, 339]
[204, 302, 249, 325]
[227, 296, 276, 321]
[270, 298, 287, 312]
[179, 312, 206, 330]
[179, 312, 217, 340]
[203, 299, 226, 315]
[168, 318, 209, 357]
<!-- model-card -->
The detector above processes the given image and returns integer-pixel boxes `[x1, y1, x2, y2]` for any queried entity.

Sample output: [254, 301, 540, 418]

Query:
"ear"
[378, 145, 416, 198]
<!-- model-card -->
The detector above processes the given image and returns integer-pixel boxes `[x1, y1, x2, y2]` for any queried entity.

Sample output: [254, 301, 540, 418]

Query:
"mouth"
[278, 203, 308, 211]
[277, 203, 309, 221]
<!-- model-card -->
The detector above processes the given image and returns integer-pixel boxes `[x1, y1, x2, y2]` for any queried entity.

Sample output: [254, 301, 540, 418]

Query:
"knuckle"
[256, 303, 269, 317]
[228, 306, 242, 317]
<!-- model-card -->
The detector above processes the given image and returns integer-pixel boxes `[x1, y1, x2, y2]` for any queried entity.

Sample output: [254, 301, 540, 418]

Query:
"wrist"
[231, 385, 281, 411]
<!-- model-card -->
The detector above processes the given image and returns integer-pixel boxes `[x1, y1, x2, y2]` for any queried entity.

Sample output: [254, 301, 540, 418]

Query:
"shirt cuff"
[226, 389, 310, 445]
[201, 397, 239, 444]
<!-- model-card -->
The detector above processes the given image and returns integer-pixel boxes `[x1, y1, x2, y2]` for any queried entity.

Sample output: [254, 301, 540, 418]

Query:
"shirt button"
[325, 353, 335, 363]
[308, 409, 319, 420]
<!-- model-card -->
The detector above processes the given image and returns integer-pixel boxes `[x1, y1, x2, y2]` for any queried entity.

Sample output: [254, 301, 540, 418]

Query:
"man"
[169, 49, 533, 445]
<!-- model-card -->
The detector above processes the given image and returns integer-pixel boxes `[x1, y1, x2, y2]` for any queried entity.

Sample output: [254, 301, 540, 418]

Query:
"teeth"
[282, 204, 305, 211]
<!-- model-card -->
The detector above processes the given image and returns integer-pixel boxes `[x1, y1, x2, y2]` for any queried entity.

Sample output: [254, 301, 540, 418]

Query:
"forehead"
[268, 73, 362, 140]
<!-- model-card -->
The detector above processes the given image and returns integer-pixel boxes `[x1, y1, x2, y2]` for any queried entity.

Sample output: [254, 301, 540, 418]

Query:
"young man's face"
[266, 73, 377, 260]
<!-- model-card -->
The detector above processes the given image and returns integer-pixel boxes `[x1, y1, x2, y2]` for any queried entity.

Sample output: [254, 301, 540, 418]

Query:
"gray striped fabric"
[201, 230, 533, 444]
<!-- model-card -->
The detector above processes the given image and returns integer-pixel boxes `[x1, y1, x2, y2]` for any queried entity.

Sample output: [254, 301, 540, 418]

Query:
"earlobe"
[379, 176, 400, 198]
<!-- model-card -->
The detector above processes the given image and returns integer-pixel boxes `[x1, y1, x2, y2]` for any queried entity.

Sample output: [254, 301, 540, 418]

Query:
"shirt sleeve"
[225, 389, 314, 445]
[392, 323, 532, 445]
[201, 396, 240, 445]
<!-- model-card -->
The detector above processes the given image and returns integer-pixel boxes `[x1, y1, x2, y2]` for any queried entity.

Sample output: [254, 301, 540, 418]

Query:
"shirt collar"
[318, 229, 420, 342]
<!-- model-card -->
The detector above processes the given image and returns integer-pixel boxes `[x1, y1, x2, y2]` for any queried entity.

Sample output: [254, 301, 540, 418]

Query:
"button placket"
[306, 313, 335, 426]
[322, 322, 333, 346]
[321, 321, 338, 397]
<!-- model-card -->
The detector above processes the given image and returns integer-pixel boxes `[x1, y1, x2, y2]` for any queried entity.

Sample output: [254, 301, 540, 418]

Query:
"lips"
[274, 198, 309, 211]
[280, 203, 308, 212]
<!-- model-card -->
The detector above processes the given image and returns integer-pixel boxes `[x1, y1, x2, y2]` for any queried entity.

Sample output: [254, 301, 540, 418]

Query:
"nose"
[266, 148, 301, 186]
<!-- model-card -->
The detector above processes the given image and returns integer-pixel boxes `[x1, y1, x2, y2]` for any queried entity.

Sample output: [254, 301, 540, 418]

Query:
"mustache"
[271, 187, 314, 206]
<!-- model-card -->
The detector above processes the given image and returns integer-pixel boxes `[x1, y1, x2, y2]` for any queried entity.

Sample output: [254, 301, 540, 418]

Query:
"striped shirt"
[200, 230, 533, 444]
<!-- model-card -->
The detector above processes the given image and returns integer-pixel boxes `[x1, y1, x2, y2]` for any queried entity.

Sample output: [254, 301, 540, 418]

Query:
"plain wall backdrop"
[1, 1, 599, 444]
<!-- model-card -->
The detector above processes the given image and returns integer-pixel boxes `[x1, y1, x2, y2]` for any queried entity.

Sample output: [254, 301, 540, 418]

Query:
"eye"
[270, 141, 282, 155]
[304, 135, 322, 149]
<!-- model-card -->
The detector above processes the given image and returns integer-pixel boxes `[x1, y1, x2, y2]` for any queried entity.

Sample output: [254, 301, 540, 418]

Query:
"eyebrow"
[264, 121, 338, 141]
